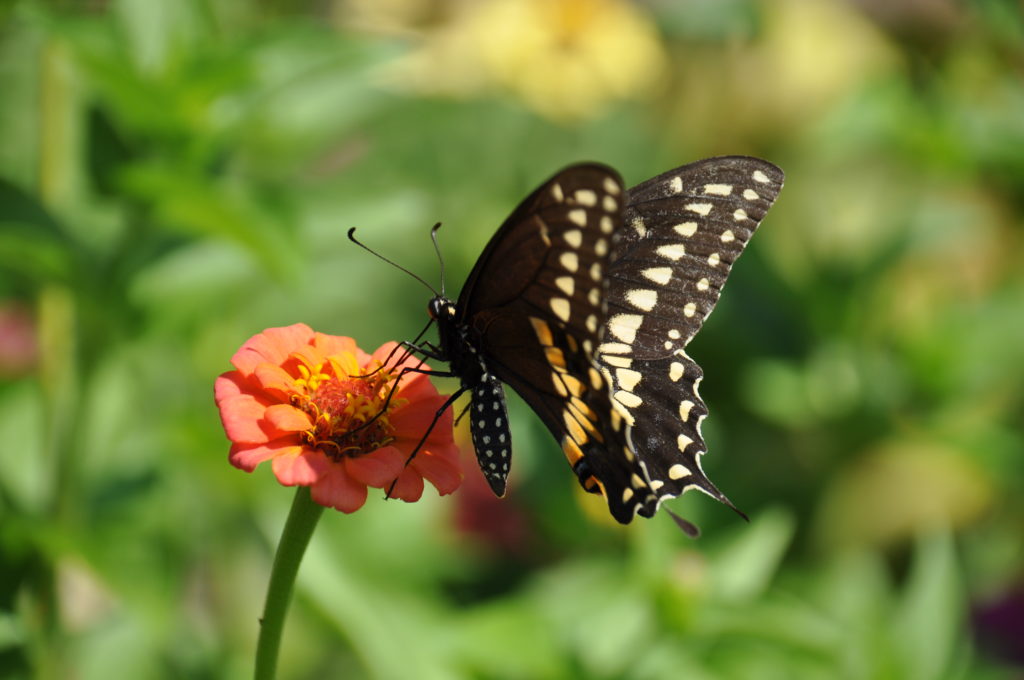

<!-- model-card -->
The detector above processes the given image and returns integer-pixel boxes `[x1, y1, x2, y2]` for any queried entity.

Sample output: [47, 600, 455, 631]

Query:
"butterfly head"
[428, 296, 457, 322]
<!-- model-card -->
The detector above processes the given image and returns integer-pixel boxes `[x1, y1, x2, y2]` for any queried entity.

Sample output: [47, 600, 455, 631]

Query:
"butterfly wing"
[457, 164, 662, 522]
[598, 156, 785, 512]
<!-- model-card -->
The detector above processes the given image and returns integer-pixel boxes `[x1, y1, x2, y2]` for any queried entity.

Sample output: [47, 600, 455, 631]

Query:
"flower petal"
[312, 333, 357, 362]
[254, 361, 301, 396]
[217, 391, 274, 444]
[390, 393, 455, 444]
[264, 403, 313, 434]
[311, 465, 369, 513]
[412, 450, 464, 496]
[389, 466, 425, 503]
[344, 446, 404, 488]
[391, 370, 442, 405]
[214, 371, 246, 402]
[231, 324, 314, 374]
[229, 439, 303, 472]
[271, 448, 324, 486]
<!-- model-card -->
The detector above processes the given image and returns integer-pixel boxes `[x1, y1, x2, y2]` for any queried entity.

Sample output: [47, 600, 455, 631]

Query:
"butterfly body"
[427, 157, 783, 523]
[429, 296, 513, 496]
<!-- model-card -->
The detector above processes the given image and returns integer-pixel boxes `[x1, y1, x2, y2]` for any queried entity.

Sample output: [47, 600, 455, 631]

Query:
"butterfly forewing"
[455, 165, 665, 521]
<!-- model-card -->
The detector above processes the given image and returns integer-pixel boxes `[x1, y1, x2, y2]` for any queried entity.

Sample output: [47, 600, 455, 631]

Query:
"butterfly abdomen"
[468, 375, 512, 496]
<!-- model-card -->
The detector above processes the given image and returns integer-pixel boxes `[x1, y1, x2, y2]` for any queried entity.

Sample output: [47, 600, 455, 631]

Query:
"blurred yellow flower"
[366, 0, 667, 120]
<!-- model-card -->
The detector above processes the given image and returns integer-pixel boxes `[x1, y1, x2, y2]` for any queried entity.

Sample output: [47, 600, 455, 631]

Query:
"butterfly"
[419, 157, 783, 524]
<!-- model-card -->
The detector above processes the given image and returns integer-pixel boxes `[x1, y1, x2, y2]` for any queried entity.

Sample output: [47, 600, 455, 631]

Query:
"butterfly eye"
[427, 298, 443, 320]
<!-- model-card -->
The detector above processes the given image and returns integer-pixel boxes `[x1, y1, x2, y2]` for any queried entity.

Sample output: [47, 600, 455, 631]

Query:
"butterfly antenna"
[348, 227, 440, 297]
[429, 222, 446, 297]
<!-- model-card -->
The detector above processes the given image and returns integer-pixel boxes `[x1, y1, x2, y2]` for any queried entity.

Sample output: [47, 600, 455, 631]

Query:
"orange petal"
[425, 439, 462, 466]
[311, 465, 369, 513]
[412, 451, 463, 496]
[232, 324, 314, 373]
[271, 448, 324, 486]
[391, 370, 441, 405]
[229, 440, 303, 472]
[312, 333, 357, 361]
[254, 362, 301, 396]
[344, 446, 404, 488]
[389, 466, 425, 502]
[390, 393, 455, 444]
[264, 403, 313, 434]
[218, 392, 275, 444]
[214, 371, 246, 402]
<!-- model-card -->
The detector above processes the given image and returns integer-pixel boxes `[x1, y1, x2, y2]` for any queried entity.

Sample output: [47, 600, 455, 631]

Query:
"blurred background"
[2, 0, 1023, 678]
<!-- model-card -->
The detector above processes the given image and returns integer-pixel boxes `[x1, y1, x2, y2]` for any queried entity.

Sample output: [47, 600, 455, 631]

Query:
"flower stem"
[254, 486, 325, 680]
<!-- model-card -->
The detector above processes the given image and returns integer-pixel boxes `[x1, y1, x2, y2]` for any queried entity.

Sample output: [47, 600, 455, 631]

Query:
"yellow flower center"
[293, 358, 403, 460]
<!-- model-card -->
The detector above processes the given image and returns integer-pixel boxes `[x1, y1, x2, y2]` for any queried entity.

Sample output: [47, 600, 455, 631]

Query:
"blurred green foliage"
[2, 0, 1023, 678]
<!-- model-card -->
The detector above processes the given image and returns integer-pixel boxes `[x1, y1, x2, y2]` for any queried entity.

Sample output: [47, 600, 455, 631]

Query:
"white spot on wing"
[679, 400, 694, 421]
[668, 177, 683, 193]
[686, 203, 713, 216]
[753, 170, 770, 183]
[598, 342, 632, 355]
[734, 209, 749, 221]
[703, 183, 732, 196]
[743, 189, 759, 200]
[608, 314, 643, 343]
[669, 362, 684, 381]
[707, 252, 721, 267]
[642, 267, 672, 285]
[656, 244, 686, 261]
[630, 217, 647, 238]
[625, 289, 658, 312]
[568, 209, 587, 226]
[721, 230, 735, 243]
[683, 302, 697, 317]
[674, 222, 698, 237]
[615, 390, 643, 408]
[564, 229, 582, 248]
[696, 277, 710, 291]
[560, 251, 579, 272]
[602, 195, 618, 212]
[574, 189, 597, 206]
[668, 464, 687, 480]
[550, 297, 571, 322]
[603, 177, 621, 195]
[615, 368, 642, 391]
[551, 183, 564, 202]
[555, 276, 574, 296]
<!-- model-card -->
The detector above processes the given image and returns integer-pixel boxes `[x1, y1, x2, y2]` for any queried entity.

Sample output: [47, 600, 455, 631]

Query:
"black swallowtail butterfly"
[414, 157, 783, 524]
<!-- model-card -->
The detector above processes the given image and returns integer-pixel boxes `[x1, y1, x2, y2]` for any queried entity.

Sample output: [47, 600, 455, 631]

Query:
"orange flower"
[214, 323, 461, 512]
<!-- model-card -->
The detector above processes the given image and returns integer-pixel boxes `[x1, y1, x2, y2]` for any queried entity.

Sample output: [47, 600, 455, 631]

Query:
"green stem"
[254, 486, 325, 680]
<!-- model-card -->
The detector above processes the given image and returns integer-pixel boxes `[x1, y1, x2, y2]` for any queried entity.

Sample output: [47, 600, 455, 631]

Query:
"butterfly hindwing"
[598, 156, 784, 513]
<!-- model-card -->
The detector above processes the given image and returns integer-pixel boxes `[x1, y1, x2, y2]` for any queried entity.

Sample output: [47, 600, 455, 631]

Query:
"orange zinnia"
[214, 323, 461, 512]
